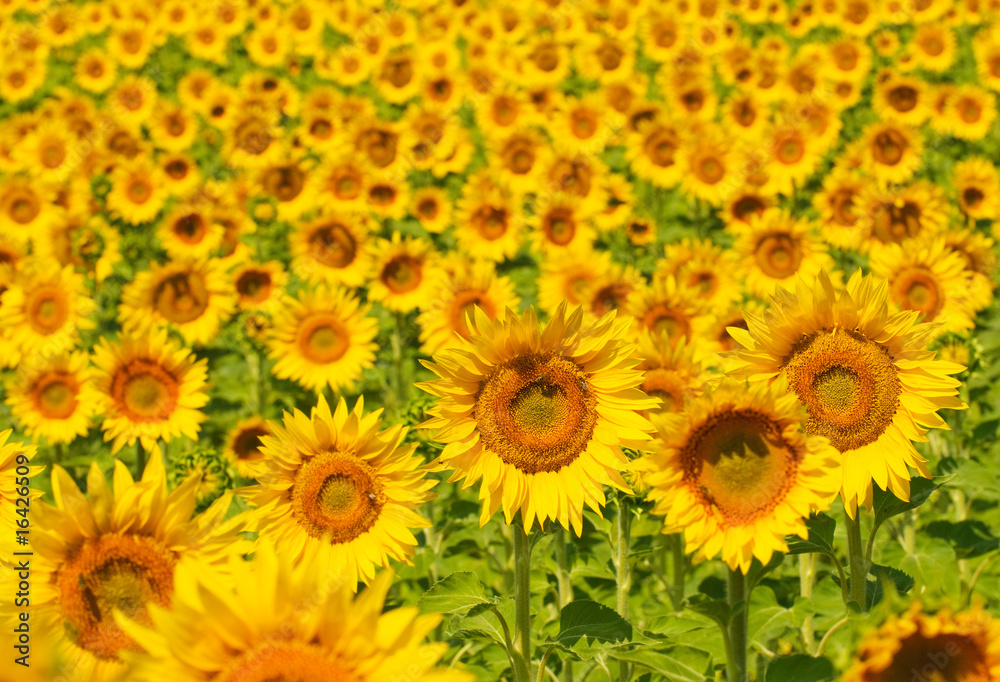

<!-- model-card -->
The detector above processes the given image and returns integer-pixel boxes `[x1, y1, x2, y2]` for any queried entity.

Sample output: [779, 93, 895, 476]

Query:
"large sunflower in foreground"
[418, 302, 659, 534]
[91, 330, 210, 453]
[119, 258, 235, 346]
[0, 430, 41, 565]
[266, 284, 378, 393]
[119, 546, 474, 682]
[843, 603, 1000, 682]
[240, 396, 436, 587]
[27, 456, 246, 682]
[640, 379, 840, 572]
[727, 270, 966, 515]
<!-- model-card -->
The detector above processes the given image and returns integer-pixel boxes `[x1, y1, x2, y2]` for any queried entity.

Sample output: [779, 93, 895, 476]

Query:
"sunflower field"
[3, 0, 1000, 680]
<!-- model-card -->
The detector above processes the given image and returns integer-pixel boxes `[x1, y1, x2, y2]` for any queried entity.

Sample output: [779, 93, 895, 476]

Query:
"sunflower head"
[727, 270, 967, 515]
[241, 395, 436, 588]
[844, 603, 1000, 682]
[641, 378, 840, 573]
[167, 447, 232, 510]
[419, 302, 658, 534]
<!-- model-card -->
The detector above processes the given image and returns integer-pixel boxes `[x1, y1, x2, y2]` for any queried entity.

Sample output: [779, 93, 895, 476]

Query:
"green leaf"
[880, 536, 958, 595]
[872, 478, 942, 529]
[417, 572, 491, 616]
[684, 594, 732, 628]
[765, 655, 835, 682]
[555, 600, 632, 651]
[610, 646, 713, 682]
[785, 513, 837, 556]
[869, 563, 915, 598]
[925, 519, 1000, 559]
[749, 586, 796, 649]
[746, 553, 784, 595]
[449, 597, 516, 646]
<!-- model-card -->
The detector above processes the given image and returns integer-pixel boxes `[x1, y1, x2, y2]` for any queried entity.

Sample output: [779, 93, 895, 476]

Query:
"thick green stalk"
[616, 498, 631, 682]
[513, 526, 534, 682]
[845, 510, 868, 611]
[671, 533, 686, 611]
[727, 569, 748, 682]
[799, 554, 816, 654]
[135, 442, 147, 478]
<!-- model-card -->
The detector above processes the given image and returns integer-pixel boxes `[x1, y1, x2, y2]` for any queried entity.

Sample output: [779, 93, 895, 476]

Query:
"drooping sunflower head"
[727, 270, 967, 515]
[29, 454, 246, 679]
[91, 329, 210, 454]
[118, 546, 474, 682]
[419, 302, 658, 534]
[843, 603, 1000, 682]
[241, 395, 436, 588]
[641, 378, 841, 573]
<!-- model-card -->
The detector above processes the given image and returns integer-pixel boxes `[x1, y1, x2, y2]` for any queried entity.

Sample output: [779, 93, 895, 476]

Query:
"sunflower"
[843, 603, 1000, 682]
[243, 25, 291, 67]
[92, 330, 210, 454]
[490, 127, 550, 194]
[528, 192, 597, 256]
[813, 169, 866, 250]
[728, 270, 967, 514]
[38, 216, 121, 282]
[549, 92, 615, 156]
[419, 302, 658, 533]
[243, 395, 437, 588]
[0, 59, 46, 103]
[290, 213, 375, 288]
[106, 159, 167, 225]
[944, 84, 998, 140]
[873, 74, 930, 126]
[224, 416, 272, 478]
[859, 121, 924, 186]
[0, 429, 42, 565]
[766, 125, 822, 193]
[118, 546, 473, 682]
[232, 261, 287, 312]
[19, 120, 76, 183]
[953, 157, 1000, 220]
[157, 205, 224, 261]
[635, 330, 707, 416]
[0, 175, 56, 241]
[108, 75, 158, 132]
[27, 454, 246, 681]
[6, 351, 94, 445]
[940, 228, 996, 313]
[364, 171, 410, 220]
[626, 115, 683, 189]
[974, 33, 1000, 92]
[367, 233, 441, 313]
[678, 131, 735, 206]
[119, 259, 235, 346]
[255, 155, 319, 222]
[417, 260, 521, 355]
[453, 171, 523, 262]
[0, 263, 97, 369]
[909, 24, 957, 72]
[730, 209, 835, 299]
[721, 92, 768, 141]
[657, 239, 744, 313]
[641, 378, 840, 572]
[625, 276, 711, 345]
[584, 262, 645, 322]
[870, 238, 979, 338]
[266, 284, 378, 394]
[595, 172, 636, 232]
[315, 157, 371, 211]
[410, 186, 452, 234]
[855, 181, 948, 253]
[538, 247, 613, 316]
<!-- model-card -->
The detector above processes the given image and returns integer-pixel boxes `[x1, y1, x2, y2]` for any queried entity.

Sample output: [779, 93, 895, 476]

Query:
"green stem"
[670, 533, 686, 611]
[798, 554, 816, 655]
[513, 525, 534, 682]
[554, 528, 574, 682]
[391, 311, 407, 419]
[615, 497, 631, 682]
[727, 568, 748, 682]
[246, 351, 265, 416]
[54, 442, 64, 464]
[845, 510, 868, 612]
